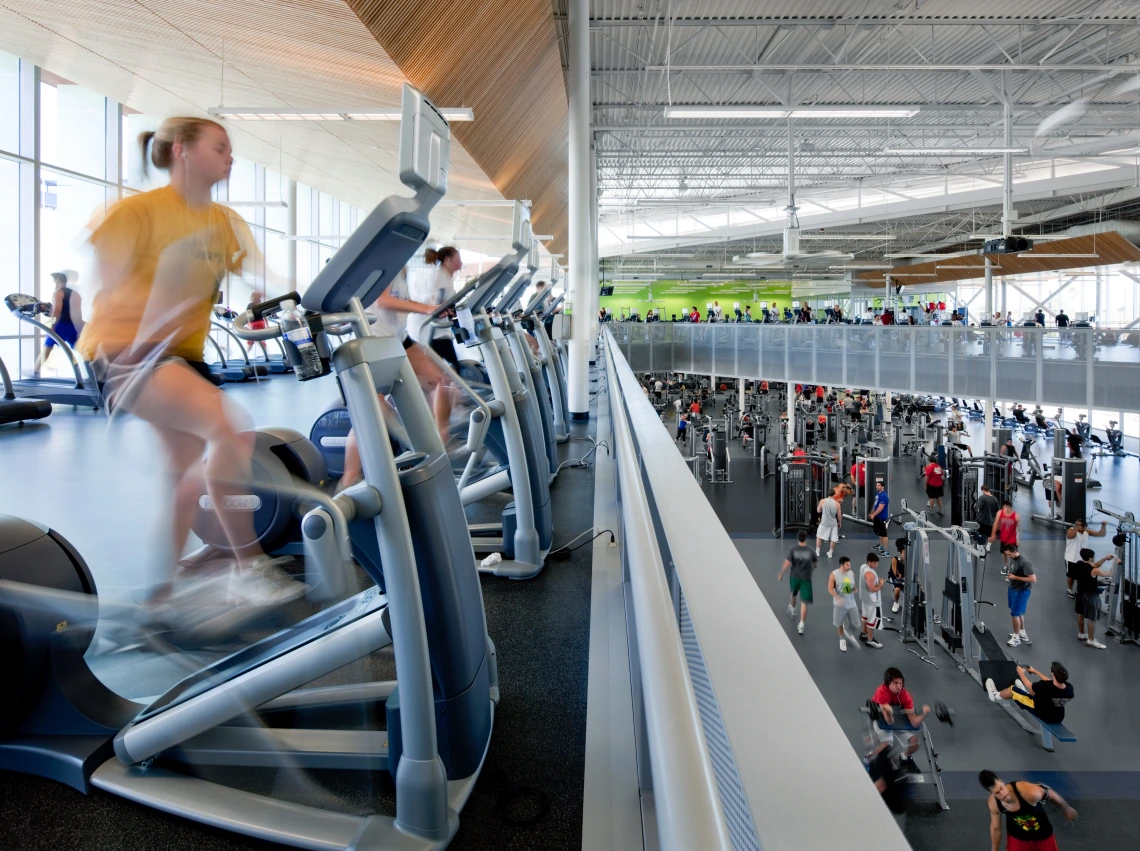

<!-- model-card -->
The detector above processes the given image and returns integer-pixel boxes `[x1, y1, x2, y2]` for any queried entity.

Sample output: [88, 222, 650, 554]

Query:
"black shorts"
[93, 354, 216, 414]
[430, 337, 458, 366]
[926, 483, 944, 498]
[401, 336, 415, 350]
[978, 522, 993, 539]
[873, 519, 888, 537]
[1075, 591, 1101, 620]
[1066, 560, 1081, 580]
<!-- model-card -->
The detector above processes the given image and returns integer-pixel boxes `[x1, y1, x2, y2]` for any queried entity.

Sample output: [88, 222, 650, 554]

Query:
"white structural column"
[589, 140, 600, 342]
[566, 0, 592, 420]
[286, 179, 298, 290]
[17, 60, 40, 371]
[984, 255, 994, 322]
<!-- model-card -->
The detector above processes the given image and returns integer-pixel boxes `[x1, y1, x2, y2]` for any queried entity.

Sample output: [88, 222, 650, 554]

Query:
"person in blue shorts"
[33, 270, 84, 375]
[1005, 544, 1036, 647]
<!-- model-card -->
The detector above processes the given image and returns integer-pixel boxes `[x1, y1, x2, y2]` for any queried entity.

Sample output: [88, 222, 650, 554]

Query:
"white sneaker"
[816, 548, 821, 556]
[1078, 632, 1088, 641]
[228, 557, 307, 605]
[839, 638, 848, 652]
[826, 550, 833, 559]
[1019, 631, 1031, 645]
[1007, 635, 1021, 647]
[985, 678, 1000, 702]
[866, 638, 883, 649]
[1087, 639, 1107, 649]
[787, 604, 796, 617]
[892, 601, 900, 613]
[985, 541, 992, 552]
[797, 621, 805, 635]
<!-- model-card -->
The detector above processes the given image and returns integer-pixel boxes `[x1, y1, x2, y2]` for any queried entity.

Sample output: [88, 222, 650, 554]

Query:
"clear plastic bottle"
[279, 299, 323, 380]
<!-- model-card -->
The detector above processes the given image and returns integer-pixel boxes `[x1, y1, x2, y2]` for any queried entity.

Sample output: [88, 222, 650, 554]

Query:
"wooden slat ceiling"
[0, 0, 523, 244]
[348, 0, 569, 258]
[856, 232, 1140, 287]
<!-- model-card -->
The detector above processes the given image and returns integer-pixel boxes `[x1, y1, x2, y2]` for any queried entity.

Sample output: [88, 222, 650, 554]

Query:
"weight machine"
[1094, 500, 1140, 646]
[707, 425, 733, 484]
[1031, 458, 1087, 529]
[772, 452, 836, 539]
[844, 454, 891, 528]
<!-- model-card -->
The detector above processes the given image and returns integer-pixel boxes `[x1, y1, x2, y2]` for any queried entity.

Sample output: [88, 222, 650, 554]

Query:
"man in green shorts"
[778, 530, 819, 636]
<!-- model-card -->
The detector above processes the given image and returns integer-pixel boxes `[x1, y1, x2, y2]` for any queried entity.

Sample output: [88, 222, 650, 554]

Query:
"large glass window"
[0, 51, 18, 154]
[40, 78, 106, 179]
[0, 158, 20, 347]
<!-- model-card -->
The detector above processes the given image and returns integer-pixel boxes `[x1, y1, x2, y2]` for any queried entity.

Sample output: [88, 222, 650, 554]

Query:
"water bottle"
[279, 299, 323, 380]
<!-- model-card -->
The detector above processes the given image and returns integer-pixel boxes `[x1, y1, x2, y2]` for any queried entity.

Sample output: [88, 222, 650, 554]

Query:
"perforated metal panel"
[680, 592, 764, 851]
[953, 328, 991, 398]
[814, 326, 844, 385]
[650, 323, 673, 372]
[846, 329, 876, 387]
[674, 324, 695, 373]
[1040, 332, 1088, 406]
[914, 328, 950, 395]
[737, 325, 761, 376]
[693, 325, 714, 375]
[714, 325, 738, 376]
[878, 327, 912, 391]
[787, 326, 813, 382]
[628, 324, 651, 372]
[762, 327, 786, 380]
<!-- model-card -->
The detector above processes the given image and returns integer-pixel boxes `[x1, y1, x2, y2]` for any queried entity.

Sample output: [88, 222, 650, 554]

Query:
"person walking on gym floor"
[870, 479, 890, 556]
[889, 537, 907, 613]
[1064, 518, 1108, 598]
[1005, 544, 1036, 647]
[976, 484, 1000, 550]
[922, 458, 945, 515]
[859, 553, 885, 648]
[815, 488, 842, 559]
[1072, 547, 1116, 649]
[829, 556, 861, 652]
[979, 770, 1077, 851]
[33, 270, 84, 376]
[778, 531, 818, 636]
[77, 116, 305, 607]
[991, 501, 1021, 572]
[871, 667, 931, 762]
[676, 413, 688, 443]
[986, 661, 1074, 728]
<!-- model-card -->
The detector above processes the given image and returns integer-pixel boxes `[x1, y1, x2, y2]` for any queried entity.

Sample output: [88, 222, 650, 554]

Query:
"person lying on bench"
[986, 661, 1073, 727]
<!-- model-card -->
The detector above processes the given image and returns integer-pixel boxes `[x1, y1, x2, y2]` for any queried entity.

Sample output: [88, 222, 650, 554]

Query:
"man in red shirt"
[922, 459, 945, 515]
[689, 399, 701, 416]
[990, 501, 1020, 572]
[871, 667, 932, 762]
[850, 460, 866, 500]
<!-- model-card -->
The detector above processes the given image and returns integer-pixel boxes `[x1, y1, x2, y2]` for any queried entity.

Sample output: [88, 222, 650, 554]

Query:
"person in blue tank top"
[33, 270, 85, 376]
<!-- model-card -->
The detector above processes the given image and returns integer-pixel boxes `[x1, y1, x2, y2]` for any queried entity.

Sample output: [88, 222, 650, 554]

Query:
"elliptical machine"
[0, 85, 496, 851]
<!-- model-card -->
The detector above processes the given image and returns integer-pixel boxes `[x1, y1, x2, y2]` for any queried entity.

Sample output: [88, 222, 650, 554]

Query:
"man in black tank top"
[980, 770, 1077, 851]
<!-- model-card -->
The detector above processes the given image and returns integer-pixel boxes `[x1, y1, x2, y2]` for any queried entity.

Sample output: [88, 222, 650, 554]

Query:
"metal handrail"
[604, 329, 910, 850]
[603, 337, 730, 851]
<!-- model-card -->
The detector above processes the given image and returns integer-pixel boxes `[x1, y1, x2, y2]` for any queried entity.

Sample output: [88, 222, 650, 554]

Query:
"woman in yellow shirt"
[78, 116, 303, 606]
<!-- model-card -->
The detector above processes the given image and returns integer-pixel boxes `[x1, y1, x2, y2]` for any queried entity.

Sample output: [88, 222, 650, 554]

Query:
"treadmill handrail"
[210, 318, 256, 366]
[6, 303, 88, 390]
[0, 353, 13, 400]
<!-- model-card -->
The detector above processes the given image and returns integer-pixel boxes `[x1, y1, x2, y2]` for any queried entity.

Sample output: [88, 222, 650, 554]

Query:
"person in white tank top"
[1064, 518, 1107, 597]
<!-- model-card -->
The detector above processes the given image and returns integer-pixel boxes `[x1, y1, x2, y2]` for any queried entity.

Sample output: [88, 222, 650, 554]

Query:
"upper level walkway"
[608, 322, 1140, 412]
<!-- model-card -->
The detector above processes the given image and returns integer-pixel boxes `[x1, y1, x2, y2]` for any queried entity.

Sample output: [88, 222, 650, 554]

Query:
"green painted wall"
[599, 281, 796, 321]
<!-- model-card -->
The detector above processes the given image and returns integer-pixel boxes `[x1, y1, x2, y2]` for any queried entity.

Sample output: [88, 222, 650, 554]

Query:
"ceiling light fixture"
[1015, 253, 1100, 259]
[884, 253, 956, 259]
[936, 264, 998, 270]
[889, 272, 939, 277]
[829, 264, 893, 270]
[663, 106, 921, 120]
[209, 106, 474, 122]
[797, 234, 896, 241]
[968, 233, 1067, 240]
[882, 146, 1027, 155]
[452, 233, 554, 241]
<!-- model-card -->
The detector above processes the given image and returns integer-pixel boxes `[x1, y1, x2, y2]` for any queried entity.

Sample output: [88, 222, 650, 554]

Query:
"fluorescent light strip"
[452, 234, 554, 241]
[882, 146, 1027, 155]
[830, 265, 892, 270]
[969, 234, 1067, 240]
[664, 106, 920, 119]
[1015, 253, 1100, 259]
[210, 106, 474, 122]
[884, 253, 955, 259]
[798, 234, 896, 241]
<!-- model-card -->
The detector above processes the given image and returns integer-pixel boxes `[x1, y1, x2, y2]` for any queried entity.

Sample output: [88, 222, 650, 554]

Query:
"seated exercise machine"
[706, 425, 732, 483]
[843, 453, 890, 529]
[0, 353, 51, 426]
[1032, 457, 1087, 529]
[3, 293, 102, 408]
[860, 703, 949, 811]
[0, 84, 497, 849]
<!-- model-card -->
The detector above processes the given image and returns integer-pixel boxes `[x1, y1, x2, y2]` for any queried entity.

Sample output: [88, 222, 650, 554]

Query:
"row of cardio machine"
[0, 84, 567, 851]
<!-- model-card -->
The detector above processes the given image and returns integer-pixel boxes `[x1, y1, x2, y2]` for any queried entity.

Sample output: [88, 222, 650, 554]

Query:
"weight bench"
[1002, 703, 1077, 752]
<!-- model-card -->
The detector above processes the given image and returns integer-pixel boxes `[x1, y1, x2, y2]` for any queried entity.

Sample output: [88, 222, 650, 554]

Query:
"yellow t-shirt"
[77, 185, 252, 363]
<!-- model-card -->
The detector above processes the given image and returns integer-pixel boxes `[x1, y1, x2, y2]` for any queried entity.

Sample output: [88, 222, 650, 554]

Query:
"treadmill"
[0, 353, 51, 425]
[2, 293, 102, 408]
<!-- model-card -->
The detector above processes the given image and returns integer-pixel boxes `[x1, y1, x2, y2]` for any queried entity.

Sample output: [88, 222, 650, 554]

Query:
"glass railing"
[601, 330, 909, 850]
[608, 322, 1140, 411]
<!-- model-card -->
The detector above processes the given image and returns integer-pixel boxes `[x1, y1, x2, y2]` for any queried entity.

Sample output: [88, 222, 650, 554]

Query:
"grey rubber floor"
[0, 371, 595, 850]
[685, 391, 1140, 848]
